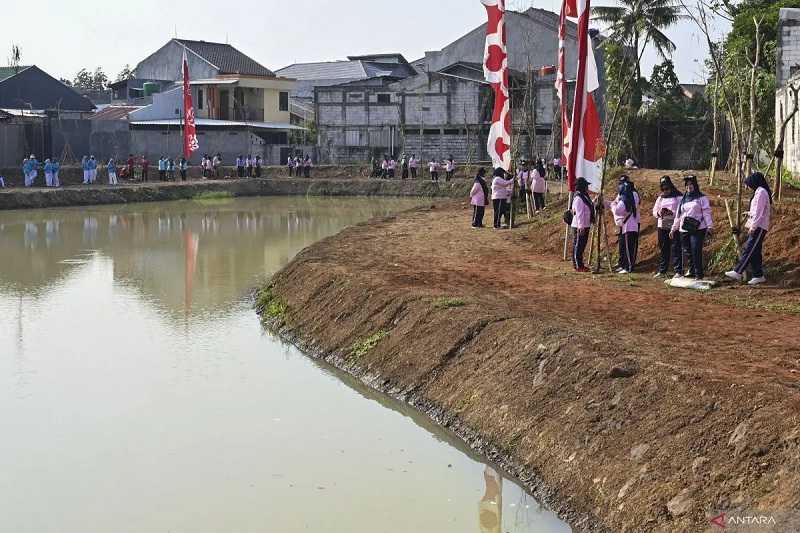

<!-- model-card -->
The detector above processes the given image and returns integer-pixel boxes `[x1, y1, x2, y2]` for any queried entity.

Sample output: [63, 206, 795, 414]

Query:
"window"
[279, 91, 289, 112]
[345, 130, 364, 146]
[198, 89, 204, 110]
[348, 92, 364, 102]
[377, 93, 391, 104]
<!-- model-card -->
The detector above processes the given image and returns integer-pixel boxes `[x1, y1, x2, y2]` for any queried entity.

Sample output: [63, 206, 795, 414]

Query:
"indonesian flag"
[566, 0, 604, 193]
[182, 48, 199, 159]
[481, 0, 511, 171]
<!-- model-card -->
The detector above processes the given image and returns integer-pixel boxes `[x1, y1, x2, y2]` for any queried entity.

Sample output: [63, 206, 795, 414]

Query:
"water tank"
[143, 82, 160, 97]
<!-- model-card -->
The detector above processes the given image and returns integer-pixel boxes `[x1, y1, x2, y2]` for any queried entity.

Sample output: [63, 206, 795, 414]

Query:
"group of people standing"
[469, 159, 549, 229]
[235, 155, 264, 178]
[567, 172, 771, 285]
[21, 155, 62, 187]
[200, 154, 223, 178]
[287, 155, 313, 177]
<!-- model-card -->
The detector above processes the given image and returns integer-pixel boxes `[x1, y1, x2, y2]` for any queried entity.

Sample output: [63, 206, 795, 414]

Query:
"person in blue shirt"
[179, 157, 188, 181]
[52, 159, 61, 187]
[107, 158, 118, 185]
[22, 157, 30, 186]
[88, 156, 98, 183]
[44, 159, 54, 187]
[167, 158, 175, 180]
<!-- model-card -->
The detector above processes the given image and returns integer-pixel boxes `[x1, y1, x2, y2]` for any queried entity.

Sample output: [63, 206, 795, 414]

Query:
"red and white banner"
[555, 2, 570, 165]
[565, 0, 604, 193]
[481, 0, 511, 171]
[182, 49, 199, 159]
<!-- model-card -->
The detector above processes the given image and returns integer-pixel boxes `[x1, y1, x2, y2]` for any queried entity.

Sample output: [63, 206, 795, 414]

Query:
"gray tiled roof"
[176, 39, 274, 77]
[276, 61, 368, 81]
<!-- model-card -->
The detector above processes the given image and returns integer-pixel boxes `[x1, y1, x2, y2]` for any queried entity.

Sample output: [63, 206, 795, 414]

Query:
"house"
[0, 65, 95, 166]
[127, 38, 301, 164]
[311, 8, 605, 164]
[776, 9, 800, 176]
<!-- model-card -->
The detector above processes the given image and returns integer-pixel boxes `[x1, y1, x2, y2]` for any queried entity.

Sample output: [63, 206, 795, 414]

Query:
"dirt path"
[266, 200, 800, 532]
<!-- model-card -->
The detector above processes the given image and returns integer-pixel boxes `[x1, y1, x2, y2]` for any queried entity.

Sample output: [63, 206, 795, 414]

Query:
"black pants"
[304, 167, 310, 178]
[681, 229, 707, 279]
[402, 166, 408, 179]
[573, 227, 589, 269]
[431, 171, 439, 182]
[657, 228, 682, 274]
[533, 192, 545, 210]
[388, 169, 395, 179]
[159, 170, 165, 181]
[180, 169, 187, 181]
[237, 166, 244, 177]
[472, 205, 485, 227]
[288, 166, 294, 176]
[553, 165, 561, 179]
[735, 228, 767, 278]
[143, 169, 148, 182]
[411, 167, 417, 179]
[492, 199, 507, 228]
[256, 166, 262, 178]
[446, 171, 453, 181]
[618, 231, 639, 272]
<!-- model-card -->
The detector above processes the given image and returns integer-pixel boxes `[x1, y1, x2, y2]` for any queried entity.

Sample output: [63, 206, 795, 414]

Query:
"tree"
[115, 64, 134, 83]
[593, 0, 685, 82]
[72, 67, 109, 91]
[8, 43, 21, 73]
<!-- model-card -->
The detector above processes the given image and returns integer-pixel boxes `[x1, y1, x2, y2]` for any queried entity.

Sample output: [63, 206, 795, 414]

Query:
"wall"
[0, 123, 26, 167]
[778, 9, 800, 88]
[777, 77, 800, 175]
[135, 41, 218, 82]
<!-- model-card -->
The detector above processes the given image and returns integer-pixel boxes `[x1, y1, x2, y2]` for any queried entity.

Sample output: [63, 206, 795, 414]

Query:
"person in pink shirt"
[388, 157, 397, 179]
[606, 178, 641, 274]
[652, 176, 683, 278]
[429, 159, 439, 182]
[491, 168, 514, 229]
[469, 168, 490, 228]
[726, 172, 772, 285]
[531, 160, 548, 211]
[571, 177, 595, 272]
[670, 175, 713, 280]
[445, 156, 456, 181]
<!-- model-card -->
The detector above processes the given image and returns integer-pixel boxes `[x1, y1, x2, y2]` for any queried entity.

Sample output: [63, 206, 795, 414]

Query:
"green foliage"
[351, 331, 389, 359]
[192, 191, 234, 204]
[115, 64, 134, 83]
[256, 286, 288, 322]
[72, 67, 109, 91]
[433, 297, 466, 309]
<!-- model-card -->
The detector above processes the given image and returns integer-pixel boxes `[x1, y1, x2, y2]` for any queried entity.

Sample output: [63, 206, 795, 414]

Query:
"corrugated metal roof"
[90, 106, 142, 121]
[0, 66, 32, 82]
[276, 61, 368, 81]
[130, 118, 303, 130]
[175, 39, 275, 77]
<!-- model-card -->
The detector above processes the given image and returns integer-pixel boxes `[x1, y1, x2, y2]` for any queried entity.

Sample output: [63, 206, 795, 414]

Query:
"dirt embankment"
[0, 177, 471, 211]
[260, 187, 800, 532]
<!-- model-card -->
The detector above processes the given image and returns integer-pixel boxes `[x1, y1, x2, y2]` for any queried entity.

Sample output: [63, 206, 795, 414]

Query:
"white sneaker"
[653, 272, 664, 279]
[673, 273, 684, 279]
[748, 277, 767, 286]
[725, 271, 743, 281]
[617, 269, 629, 275]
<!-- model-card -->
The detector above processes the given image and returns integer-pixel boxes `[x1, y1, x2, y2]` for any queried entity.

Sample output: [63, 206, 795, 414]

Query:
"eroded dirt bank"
[260, 201, 800, 533]
[0, 177, 470, 211]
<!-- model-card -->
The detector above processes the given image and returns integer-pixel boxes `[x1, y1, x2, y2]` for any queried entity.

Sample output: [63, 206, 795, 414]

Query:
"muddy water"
[0, 197, 570, 533]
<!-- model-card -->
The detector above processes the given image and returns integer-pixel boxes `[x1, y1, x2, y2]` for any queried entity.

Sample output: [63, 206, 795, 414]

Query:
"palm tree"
[593, 0, 685, 82]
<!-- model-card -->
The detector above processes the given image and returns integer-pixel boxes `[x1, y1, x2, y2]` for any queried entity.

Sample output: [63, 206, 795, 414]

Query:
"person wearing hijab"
[490, 168, 514, 229]
[409, 154, 418, 179]
[428, 159, 439, 182]
[445, 156, 456, 181]
[81, 156, 89, 184]
[401, 154, 409, 179]
[653, 176, 683, 278]
[725, 172, 772, 285]
[88, 156, 98, 183]
[516, 160, 533, 215]
[52, 158, 60, 187]
[531, 159, 547, 211]
[469, 168, 490, 228]
[671, 175, 713, 280]
[44, 158, 54, 187]
[107, 158, 118, 185]
[571, 177, 595, 272]
[607, 177, 640, 274]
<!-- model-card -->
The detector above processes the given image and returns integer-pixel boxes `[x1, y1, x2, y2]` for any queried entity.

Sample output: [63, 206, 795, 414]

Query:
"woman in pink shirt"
[469, 168, 490, 228]
[652, 176, 683, 278]
[531, 160, 547, 211]
[670, 175, 713, 280]
[725, 172, 772, 285]
[491, 168, 514, 229]
[609, 179, 640, 274]
[571, 177, 595, 272]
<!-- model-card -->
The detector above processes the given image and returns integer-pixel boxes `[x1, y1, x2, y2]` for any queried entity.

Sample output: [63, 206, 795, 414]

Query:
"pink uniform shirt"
[609, 192, 640, 234]
[652, 195, 682, 230]
[671, 196, 713, 233]
[571, 195, 593, 229]
[470, 182, 487, 206]
[746, 187, 770, 231]
[491, 176, 513, 200]
[517, 170, 531, 190]
[531, 169, 547, 194]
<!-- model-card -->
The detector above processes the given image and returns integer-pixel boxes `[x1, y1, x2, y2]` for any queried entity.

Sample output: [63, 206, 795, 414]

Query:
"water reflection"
[0, 197, 571, 533]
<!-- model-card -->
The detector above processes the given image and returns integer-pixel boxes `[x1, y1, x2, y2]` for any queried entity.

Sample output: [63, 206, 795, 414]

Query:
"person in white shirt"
[409, 154, 418, 179]
[428, 159, 439, 182]
[445, 156, 456, 181]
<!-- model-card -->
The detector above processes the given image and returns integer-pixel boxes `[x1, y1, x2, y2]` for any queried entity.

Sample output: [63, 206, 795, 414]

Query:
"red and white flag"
[481, 0, 511, 171]
[182, 48, 199, 159]
[565, 0, 604, 193]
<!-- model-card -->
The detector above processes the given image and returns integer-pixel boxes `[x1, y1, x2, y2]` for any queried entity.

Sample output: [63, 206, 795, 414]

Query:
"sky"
[5, 0, 730, 85]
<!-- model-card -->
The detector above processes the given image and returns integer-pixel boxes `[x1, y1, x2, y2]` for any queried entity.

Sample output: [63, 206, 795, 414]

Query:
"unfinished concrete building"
[307, 8, 605, 164]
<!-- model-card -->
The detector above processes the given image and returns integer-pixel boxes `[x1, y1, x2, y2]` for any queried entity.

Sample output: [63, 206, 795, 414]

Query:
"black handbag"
[682, 216, 701, 232]
[563, 210, 574, 225]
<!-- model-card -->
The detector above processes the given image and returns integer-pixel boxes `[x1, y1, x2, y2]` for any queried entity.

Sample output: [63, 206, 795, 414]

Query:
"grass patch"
[351, 330, 389, 359]
[193, 190, 234, 204]
[433, 297, 467, 309]
[256, 285, 288, 323]
[718, 295, 800, 315]
[707, 238, 738, 274]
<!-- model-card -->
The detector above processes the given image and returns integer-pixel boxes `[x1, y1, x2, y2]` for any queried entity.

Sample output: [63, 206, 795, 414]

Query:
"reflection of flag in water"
[184, 231, 199, 313]
[481, 0, 511, 171]
[182, 48, 199, 159]
[565, 0, 604, 193]
[479, 466, 502, 533]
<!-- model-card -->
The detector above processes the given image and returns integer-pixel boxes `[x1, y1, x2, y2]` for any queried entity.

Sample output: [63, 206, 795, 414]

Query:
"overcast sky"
[5, 0, 729, 84]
